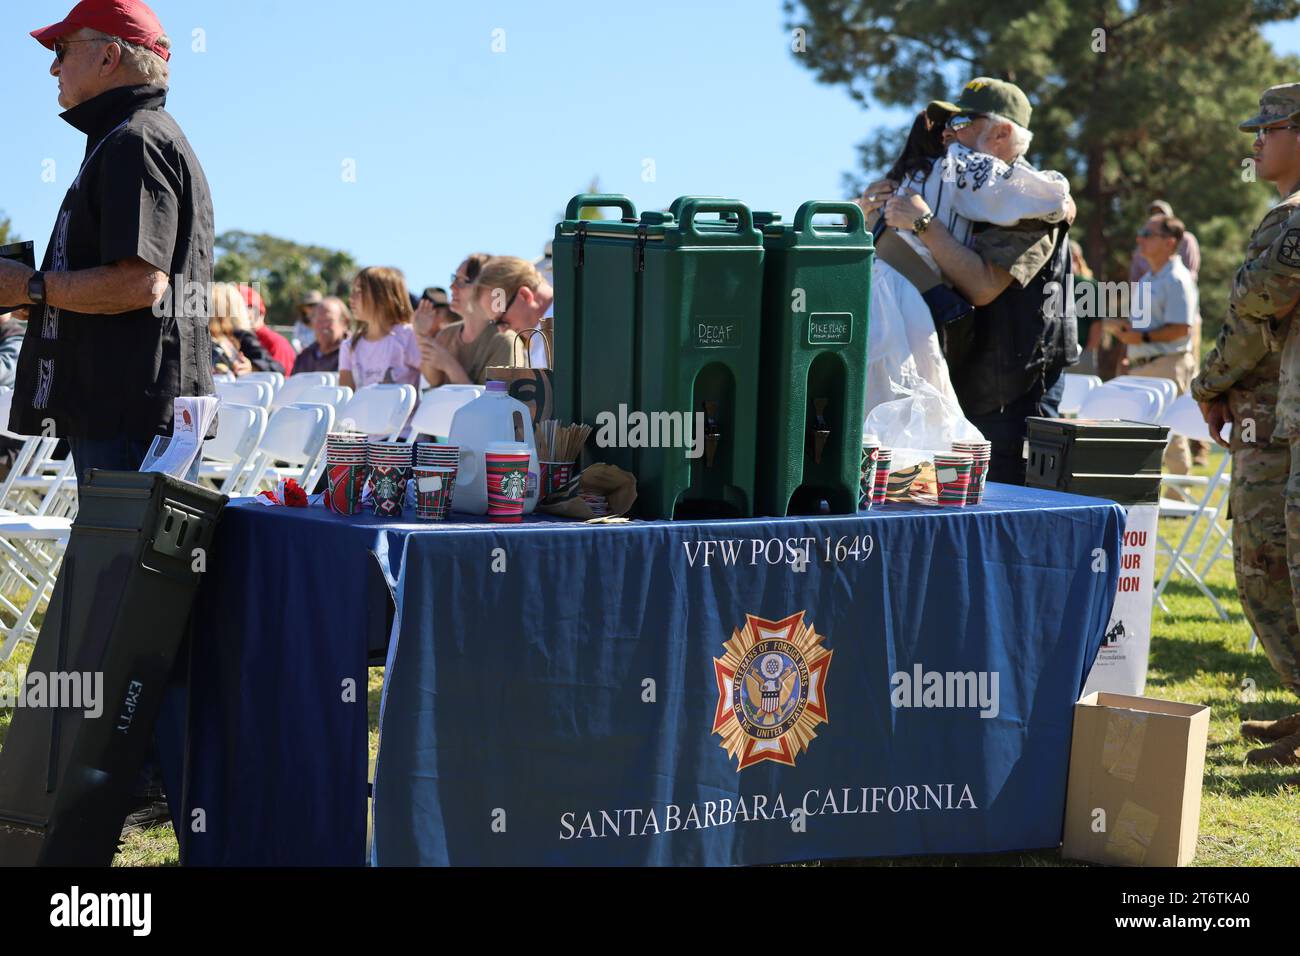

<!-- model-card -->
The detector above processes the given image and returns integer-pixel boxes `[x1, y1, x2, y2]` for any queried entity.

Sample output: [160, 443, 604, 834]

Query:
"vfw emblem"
[712, 611, 832, 771]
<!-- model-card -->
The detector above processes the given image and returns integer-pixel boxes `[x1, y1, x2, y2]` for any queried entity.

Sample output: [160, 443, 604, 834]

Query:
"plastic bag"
[863, 378, 985, 471]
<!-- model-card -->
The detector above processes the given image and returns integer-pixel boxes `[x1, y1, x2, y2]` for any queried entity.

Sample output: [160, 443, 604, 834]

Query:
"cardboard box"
[1062, 692, 1210, 867]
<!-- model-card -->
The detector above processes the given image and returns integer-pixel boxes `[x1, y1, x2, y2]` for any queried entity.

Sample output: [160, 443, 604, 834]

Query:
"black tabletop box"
[1025, 417, 1170, 505]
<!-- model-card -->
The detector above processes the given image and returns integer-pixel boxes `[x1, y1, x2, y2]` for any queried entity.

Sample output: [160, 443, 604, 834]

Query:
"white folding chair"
[1111, 374, 1177, 409]
[1077, 382, 1164, 424]
[240, 403, 336, 495]
[199, 403, 268, 495]
[335, 384, 416, 440]
[0, 514, 73, 660]
[319, 371, 339, 386]
[1152, 393, 1232, 622]
[241, 371, 284, 394]
[1107, 379, 1168, 420]
[272, 372, 335, 409]
[215, 379, 274, 409]
[296, 385, 354, 418]
[1058, 373, 1101, 417]
[0, 388, 74, 658]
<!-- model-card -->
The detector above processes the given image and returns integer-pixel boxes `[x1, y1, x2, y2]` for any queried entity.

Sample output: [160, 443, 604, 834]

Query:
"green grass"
[2, 456, 1295, 866]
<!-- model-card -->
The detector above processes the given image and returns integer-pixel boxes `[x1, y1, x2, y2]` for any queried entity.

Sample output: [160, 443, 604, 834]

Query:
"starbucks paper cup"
[485, 441, 531, 523]
[860, 441, 880, 511]
[872, 448, 893, 505]
[933, 452, 974, 506]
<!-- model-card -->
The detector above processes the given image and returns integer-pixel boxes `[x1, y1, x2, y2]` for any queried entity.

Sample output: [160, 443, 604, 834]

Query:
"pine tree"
[785, 0, 1300, 327]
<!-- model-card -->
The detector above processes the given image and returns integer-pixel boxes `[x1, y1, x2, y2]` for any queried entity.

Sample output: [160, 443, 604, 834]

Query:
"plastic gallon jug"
[448, 380, 540, 514]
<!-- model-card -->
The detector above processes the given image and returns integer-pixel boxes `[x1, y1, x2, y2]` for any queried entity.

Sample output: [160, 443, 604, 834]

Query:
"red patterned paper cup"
[327, 464, 367, 515]
[486, 448, 531, 523]
[872, 449, 893, 505]
[933, 453, 973, 507]
[541, 461, 573, 500]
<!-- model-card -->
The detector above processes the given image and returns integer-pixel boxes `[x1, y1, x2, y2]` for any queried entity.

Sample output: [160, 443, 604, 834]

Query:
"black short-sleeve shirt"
[9, 84, 215, 440]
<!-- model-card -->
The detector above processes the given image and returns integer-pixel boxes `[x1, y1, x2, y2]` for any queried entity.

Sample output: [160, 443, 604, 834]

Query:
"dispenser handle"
[679, 200, 754, 241]
[793, 200, 867, 237]
[564, 194, 638, 222]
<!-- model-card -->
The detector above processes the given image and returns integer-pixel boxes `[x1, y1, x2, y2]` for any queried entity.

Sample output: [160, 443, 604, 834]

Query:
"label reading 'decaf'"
[807, 312, 852, 345]
[693, 318, 741, 349]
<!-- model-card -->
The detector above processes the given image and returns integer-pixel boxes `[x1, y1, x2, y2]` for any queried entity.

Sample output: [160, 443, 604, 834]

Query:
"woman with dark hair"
[884, 108, 948, 186]
[864, 106, 1072, 417]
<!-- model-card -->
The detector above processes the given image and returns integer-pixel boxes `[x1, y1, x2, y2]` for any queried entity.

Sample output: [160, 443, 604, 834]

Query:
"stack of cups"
[859, 437, 880, 511]
[872, 448, 893, 506]
[932, 450, 974, 506]
[413, 442, 460, 520]
[367, 439, 413, 518]
[485, 441, 531, 523]
[325, 431, 369, 515]
[952, 439, 992, 505]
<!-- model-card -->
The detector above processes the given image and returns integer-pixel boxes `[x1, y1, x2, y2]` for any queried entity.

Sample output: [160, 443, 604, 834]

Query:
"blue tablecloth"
[159, 484, 1123, 866]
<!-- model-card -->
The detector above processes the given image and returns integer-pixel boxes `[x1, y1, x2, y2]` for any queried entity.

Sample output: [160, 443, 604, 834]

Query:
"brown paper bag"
[486, 328, 554, 429]
[538, 463, 637, 520]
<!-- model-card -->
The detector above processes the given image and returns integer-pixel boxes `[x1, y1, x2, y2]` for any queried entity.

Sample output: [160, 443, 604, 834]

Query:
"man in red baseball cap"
[0, 0, 215, 486]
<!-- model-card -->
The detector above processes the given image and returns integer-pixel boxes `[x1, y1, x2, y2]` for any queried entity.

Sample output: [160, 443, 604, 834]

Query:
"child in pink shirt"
[339, 266, 424, 390]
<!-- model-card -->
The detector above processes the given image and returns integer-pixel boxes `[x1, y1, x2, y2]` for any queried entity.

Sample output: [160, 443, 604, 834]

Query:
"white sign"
[1083, 504, 1159, 696]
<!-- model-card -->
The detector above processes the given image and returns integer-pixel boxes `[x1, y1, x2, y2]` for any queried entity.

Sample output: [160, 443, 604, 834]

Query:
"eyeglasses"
[946, 113, 986, 132]
[1255, 124, 1300, 141]
[53, 37, 106, 62]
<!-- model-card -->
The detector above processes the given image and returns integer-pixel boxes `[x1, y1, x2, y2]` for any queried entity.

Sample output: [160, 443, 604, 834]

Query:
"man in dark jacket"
[0, 0, 214, 486]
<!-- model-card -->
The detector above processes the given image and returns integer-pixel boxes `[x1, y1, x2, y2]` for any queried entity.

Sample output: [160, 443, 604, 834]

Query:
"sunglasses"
[1255, 124, 1300, 141]
[53, 37, 105, 62]
[946, 113, 987, 132]
[450, 272, 473, 287]
[1136, 228, 1171, 239]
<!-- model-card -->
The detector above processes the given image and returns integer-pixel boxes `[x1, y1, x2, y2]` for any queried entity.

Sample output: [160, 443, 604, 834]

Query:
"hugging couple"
[858, 77, 1079, 484]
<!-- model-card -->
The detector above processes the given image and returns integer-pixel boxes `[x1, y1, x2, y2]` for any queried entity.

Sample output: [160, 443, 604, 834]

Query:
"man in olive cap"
[1200, 83, 1300, 777]
[861, 77, 1079, 484]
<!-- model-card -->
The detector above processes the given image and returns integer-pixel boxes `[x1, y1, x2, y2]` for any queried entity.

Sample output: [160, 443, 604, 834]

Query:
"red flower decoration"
[284, 478, 309, 508]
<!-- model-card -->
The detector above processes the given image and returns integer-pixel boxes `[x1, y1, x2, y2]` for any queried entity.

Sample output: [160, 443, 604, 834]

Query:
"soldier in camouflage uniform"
[1205, 83, 1300, 771]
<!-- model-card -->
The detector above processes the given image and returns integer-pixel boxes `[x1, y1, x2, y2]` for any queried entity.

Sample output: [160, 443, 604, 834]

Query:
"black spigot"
[702, 400, 722, 468]
[812, 397, 831, 465]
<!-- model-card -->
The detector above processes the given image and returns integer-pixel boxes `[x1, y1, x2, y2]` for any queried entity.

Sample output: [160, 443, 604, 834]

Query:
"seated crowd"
[209, 252, 554, 391]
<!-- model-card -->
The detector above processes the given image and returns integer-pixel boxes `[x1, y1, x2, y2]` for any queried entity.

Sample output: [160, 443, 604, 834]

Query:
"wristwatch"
[26, 271, 46, 307]
[913, 212, 934, 235]
[1141, 331, 1151, 344]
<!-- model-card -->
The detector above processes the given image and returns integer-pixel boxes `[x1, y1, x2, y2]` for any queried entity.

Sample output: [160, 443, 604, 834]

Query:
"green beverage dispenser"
[754, 201, 874, 516]
[552, 194, 640, 474]
[636, 198, 765, 518]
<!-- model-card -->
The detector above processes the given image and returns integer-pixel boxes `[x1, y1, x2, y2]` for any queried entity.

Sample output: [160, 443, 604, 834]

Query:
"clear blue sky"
[2, 1, 1297, 291]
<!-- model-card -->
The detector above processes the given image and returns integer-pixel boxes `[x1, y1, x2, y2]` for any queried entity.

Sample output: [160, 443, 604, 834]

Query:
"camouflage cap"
[1239, 83, 1300, 132]
[929, 77, 1032, 130]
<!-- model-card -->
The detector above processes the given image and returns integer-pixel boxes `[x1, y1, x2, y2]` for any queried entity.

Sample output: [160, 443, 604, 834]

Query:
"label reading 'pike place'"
[807, 312, 852, 345]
